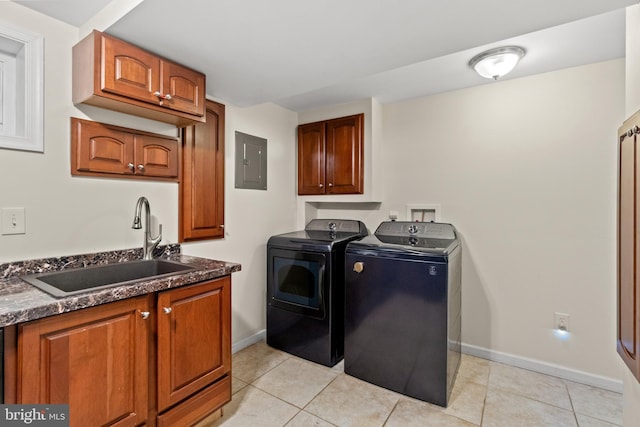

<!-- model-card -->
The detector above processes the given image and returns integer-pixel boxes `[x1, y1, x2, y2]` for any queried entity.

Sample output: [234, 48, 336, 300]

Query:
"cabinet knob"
[220, 224, 225, 229]
[137, 164, 145, 171]
[140, 311, 150, 320]
[163, 307, 172, 315]
[328, 183, 333, 187]
[153, 91, 172, 101]
[127, 163, 134, 171]
[319, 184, 324, 188]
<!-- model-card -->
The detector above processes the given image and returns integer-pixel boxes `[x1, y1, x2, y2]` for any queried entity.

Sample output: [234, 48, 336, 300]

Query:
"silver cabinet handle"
[140, 311, 150, 320]
[220, 224, 225, 228]
[163, 307, 172, 315]
[328, 183, 333, 187]
[153, 91, 172, 101]
[137, 164, 145, 171]
[319, 184, 324, 188]
[127, 163, 134, 171]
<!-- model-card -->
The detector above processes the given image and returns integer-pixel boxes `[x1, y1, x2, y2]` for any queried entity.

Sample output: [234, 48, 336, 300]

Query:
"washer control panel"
[375, 221, 455, 239]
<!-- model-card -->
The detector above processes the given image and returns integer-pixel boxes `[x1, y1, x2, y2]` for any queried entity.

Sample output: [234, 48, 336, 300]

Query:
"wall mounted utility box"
[406, 204, 441, 222]
[235, 131, 267, 190]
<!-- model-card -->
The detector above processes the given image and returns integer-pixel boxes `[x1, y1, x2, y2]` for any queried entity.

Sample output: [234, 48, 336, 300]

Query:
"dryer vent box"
[235, 131, 267, 190]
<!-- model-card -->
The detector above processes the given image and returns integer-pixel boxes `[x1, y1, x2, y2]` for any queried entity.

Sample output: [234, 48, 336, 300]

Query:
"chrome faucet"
[132, 196, 162, 260]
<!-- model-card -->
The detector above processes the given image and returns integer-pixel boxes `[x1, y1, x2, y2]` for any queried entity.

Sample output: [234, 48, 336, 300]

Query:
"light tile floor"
[208, 341, 622, 427]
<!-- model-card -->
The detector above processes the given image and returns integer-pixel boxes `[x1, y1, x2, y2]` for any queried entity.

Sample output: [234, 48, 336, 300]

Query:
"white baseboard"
[232, 329, 266, 354]
[462, 342, 623, 393]
[230, 333, 622, 393]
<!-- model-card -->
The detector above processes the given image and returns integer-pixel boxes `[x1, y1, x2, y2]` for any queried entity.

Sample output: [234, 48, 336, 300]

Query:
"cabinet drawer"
[157, 376, 231, 427]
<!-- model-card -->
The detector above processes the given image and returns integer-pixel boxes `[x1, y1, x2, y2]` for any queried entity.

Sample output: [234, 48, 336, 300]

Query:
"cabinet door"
[18, 297, 150, 427]
[618, 116, 640, 380]
[135, 134, 180, 178]
[298, 122, 326, 195]
[326, 114, 364, 194]
[157, 277, 231, 412]
[101, 33, 161, 105]
[161, 60, 205, 117]
[72, 118, 135, 175]
[180, 100, 225, 241]
[71, 117, 180, 181]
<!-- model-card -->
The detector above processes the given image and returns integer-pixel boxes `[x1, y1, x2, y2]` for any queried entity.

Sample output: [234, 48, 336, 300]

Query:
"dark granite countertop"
[0, 245, 241, 327]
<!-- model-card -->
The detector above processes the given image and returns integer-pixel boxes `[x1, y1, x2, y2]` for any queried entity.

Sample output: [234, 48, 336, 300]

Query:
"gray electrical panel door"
[235, 131, 267, 190]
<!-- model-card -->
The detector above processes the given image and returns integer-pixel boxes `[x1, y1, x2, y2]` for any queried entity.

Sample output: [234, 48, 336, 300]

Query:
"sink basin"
[22, 259, 196, 297]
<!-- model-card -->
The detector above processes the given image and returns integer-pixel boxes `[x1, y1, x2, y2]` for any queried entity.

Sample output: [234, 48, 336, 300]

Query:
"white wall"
[317, 59, 625, 382]
[181, 102, 298, 343]
[623, 4, 640, 425]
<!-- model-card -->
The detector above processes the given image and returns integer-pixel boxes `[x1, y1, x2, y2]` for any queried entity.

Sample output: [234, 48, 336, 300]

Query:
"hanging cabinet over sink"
[71, 117, 180, 181]
[73, 30, 205, 126]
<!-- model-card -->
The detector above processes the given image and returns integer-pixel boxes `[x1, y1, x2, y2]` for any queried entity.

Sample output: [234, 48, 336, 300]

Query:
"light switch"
[2, 207, 26, 235]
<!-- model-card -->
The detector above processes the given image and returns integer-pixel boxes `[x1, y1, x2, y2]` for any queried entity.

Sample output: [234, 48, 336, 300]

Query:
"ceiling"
[12, 0, 639, 112]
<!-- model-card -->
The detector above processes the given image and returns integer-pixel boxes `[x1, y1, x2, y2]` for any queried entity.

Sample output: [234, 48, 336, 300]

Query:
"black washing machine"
[344, 221, 461, 407]
[267, 219, 368, 366]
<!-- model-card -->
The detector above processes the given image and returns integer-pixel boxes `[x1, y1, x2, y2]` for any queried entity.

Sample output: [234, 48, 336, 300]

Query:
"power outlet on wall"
[1, 207, 26, 235]
[555, 312, 570, 332]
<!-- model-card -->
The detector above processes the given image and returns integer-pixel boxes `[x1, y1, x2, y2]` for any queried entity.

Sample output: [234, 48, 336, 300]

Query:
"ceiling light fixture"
[469, 46, 526, 80]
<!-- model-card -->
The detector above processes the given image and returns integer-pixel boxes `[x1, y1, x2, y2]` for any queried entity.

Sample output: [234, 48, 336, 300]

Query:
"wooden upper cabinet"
[17, 296, 150, 427]
[136, 134, 180, 178]
[326, 114, 364, 194]
[618, 111, 640, 381]
[73, 30, 205, 126]
[156, 277, 231, 412]
[71, 117, 180, 181]
[297, 113, 364, 195]
[180, 100, 225, 242]
[162, 59, 205, 116]
[101, 33, 161, 104]
[298, 122, 326, 195]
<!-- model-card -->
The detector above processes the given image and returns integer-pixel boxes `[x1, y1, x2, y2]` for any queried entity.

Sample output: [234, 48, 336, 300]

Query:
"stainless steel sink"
[22, 259, 196, 297]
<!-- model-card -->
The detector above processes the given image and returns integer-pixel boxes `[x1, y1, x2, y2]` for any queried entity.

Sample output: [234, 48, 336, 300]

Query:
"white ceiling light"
[469, 46, 526, 80]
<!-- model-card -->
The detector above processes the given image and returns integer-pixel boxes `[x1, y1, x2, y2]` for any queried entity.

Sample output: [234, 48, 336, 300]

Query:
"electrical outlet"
[1, 208, 26, 235]
[555, 312, 570, 332]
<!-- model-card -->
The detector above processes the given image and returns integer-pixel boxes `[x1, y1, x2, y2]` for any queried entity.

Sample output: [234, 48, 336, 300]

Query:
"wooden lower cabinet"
[18, 296, 150, 427]
[15, 276, 232, 427]
[157, 277, 231, 412]
[157, 377, 230, 427]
